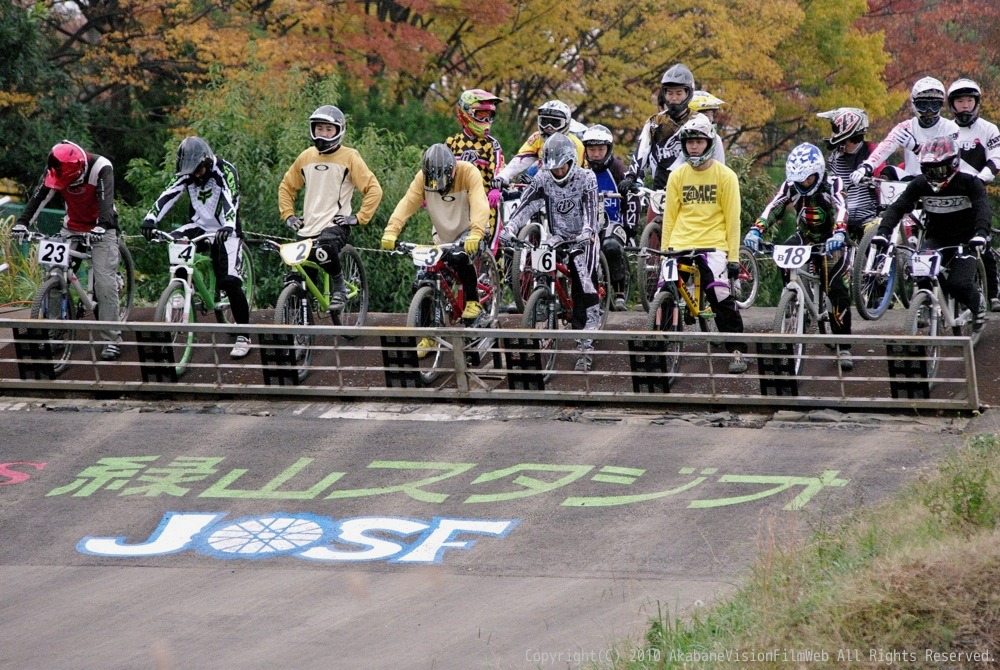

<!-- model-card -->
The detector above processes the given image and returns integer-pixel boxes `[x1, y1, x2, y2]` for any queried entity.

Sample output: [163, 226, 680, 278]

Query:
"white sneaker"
[728, 352, 748, 374]
[230, 335, 252, 359]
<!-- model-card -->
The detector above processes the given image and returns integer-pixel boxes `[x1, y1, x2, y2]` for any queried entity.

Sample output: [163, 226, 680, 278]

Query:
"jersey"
[662, 161, 741, 262]
[878, 171, 991, 245]
[864, 116, 960, 178]
[954, 118, 1000, 179]
[145, 157, 240, 232]
[827, 142, 881, 227]
[753, 177, 848, 245]
[505, 167, 599, 241]
[498, 131, 585, 183]
[445, 132, 505, 186]
[385, 161, 490, 244]
[19, 153, 115, 232]
[278, 145, 383, 238]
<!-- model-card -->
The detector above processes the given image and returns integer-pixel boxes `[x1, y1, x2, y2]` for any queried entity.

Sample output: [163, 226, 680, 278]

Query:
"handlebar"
[624, 246, 718, 258]
[394, 240, 464, 255]
[150, 230, 215, 245]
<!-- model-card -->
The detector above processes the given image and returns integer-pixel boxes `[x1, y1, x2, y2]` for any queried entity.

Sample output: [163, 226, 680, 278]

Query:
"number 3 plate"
[38, 239, 70, 268]
[412, 245, 442, 267]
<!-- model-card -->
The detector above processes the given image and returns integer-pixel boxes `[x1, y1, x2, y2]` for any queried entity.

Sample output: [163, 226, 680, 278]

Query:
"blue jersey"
[594, 169, 621, 223]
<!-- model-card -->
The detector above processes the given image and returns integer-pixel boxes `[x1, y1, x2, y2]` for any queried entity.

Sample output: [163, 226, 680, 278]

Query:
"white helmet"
[678, 113, 717, 168]
[785, 143, 825, 197]
[537, 100, 571, 135]
[947, 78, 982, 127]
[910, 77, 946, 124]
[582, 124, 615, 170]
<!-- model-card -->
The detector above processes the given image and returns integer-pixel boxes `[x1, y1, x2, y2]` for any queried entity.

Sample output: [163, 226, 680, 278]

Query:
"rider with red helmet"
[445, 89, 506, 230]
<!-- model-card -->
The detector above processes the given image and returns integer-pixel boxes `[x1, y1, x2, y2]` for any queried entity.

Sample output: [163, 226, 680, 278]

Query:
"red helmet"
[44, 141, 88, 190]
[919, 136, 959, 191]
[457, 89, 501, 139]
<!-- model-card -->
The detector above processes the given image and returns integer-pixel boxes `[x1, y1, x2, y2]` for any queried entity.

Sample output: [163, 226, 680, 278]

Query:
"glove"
[498, 226, 515, 246]
[850, 163, 873, 186]
[978, 167, 996, 184]
[333, 214, 358, 226]
[140, 219, 157, 241]
[543, 235, 563, 249]
[618, 174, 637, 198]
[464, 232, 482, 255]
[285, 215, 303, 231]
[215, 227, 233, 244]
[380, 233, 397, 251]
[870, 234, 889, 251]
[968, 235, 988, 250]
[89, 226, 106, 243]
[575, 231, 593, 244]
[727, 262, 741, 280]
[487, 188, 502, 209]
[826, 231, 846, 254]
[11, 223, 28, 241]
[490, 176, 507, 191]
[743, 228, 763, 253]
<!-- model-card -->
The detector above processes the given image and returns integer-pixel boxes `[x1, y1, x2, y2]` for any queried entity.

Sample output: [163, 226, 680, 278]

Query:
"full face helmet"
[537, 100, 571, 136]
[678, 113, 717, 168]
[785, 143, 826, 197]
[175, 137, 215, 185]
[688, 91, 725, 119]
[919, 136, 960, 192]
[44, 141, 88, 190]
[309, 105, 346, 153]
[422, 143, 457, 194]
[457, 89, 501, 139]
[817, 107, 869, 151]
[658, 63, 695, 121]
[910, 77, 946, 127]
[947, 78, 982, 127]
[581, 124, 614, 170]
[541, 132, 577, 185]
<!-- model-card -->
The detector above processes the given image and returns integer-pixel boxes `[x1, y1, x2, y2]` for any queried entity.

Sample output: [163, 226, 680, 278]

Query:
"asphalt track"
[1, 394, 994, 670]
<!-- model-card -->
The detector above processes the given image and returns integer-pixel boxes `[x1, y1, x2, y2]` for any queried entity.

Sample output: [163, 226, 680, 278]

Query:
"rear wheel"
[732, 246, 760, 309]
[331, 244, 368, 328]
[904, 291, 941, 380]
[116, 237, 136, 321]
[153, 279, 195, 377]
[274, 282, 314, 382]
[772, 288, 805, 375]
[852, 223, 896, 320]
[406, 285, 452, 384]
[638, 220, 662, 311]
[521, 287, 559, 377]
[511, 223, 542, 313]
[30, 275, 75, 375]
[474, 251, 501, 323]
[596, 251, 612, 329]
[645, 288, 683, 380]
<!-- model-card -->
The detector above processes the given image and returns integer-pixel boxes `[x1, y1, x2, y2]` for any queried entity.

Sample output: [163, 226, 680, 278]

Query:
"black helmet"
[947, 78, 981, 127]
[422, 143, 457, 194]
[309, 105, 346, 153]
[175, 137, 214, 184]
[658, 63, 695, 121]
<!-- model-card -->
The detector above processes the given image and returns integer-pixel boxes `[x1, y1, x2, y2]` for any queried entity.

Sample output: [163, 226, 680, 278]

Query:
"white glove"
[850, 163, 873, 186]
[968, 235, 988, 250]
[89, 226, 106, 243]
[575, 231, 592, 244]
[978, 167, 996, 184]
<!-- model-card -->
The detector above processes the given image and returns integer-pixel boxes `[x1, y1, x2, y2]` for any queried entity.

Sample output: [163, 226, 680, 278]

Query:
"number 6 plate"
[531, 247, 557, 273]
[38, 239, 70, 268]
[168, 242, 196, 265]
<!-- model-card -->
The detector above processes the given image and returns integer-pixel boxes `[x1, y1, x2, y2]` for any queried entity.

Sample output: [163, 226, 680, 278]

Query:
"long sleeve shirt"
[144, 157, 240, 231]
[878, 172, 991, 244]
[662, 161, 741, 262]
[18, 153, 116, 232]
[505, 167, 599, 242]
[864, 117, 960, 178]
[955, 118, 1000, 179]
[753, 177, 848, 244]
[278, 146, 382, 238]
[384, 161, 490, 243]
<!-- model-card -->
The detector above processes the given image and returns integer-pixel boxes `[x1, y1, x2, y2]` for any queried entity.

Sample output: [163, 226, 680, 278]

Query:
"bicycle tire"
[30, 275, 74, 375]
[521, 287, 558, 376]
[852, 223, 896, 320]
[645, 288, 682, 381]
[954, 255, 989, 338]
[405, 285, 449, 385]
[596, 251, 612, 329]
[904, 291, 941, 380]
[153, 279, 196, 377]
[473, 251, 501, 323]
[638, 220, 662, 311]
[772, 288, 805, 375]
[331, 244, 368, 328]
[116, 237, 136, 321]
[214, 239, 255, 324]
[733, 246, 760, 309]
[511, 223, 543, 313]
[275, 282, 314, 382]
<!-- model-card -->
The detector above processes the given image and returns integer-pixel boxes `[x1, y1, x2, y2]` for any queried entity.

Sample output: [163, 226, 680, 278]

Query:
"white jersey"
[864, 116, 960, 177]
[955, 118, 1000, 179]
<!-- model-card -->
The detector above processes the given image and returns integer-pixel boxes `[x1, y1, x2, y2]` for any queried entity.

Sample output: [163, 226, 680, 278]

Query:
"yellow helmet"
[688, 91, 725, 114]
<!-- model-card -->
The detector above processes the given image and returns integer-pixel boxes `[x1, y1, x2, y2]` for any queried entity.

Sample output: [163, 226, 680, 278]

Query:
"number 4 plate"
[38, 239, 70, 268]
[168, 241, 196, 265]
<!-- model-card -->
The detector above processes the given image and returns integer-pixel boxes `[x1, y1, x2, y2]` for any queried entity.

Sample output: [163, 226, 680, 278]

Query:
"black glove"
[215, 227, 233, 244]
[490, 176, 508, 191]
[140, 219, 157, 242]
[968, 235, 988, 250]
[870, 234, 889, 251]
[333, 214, 358, 227]
[727, 262, 741, 280]
[285, 215, 303, 231]
[618, 174, 637, 198]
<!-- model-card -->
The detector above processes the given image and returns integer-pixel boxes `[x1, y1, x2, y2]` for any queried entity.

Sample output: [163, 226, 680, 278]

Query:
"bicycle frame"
[154, 231, 220, 321]
[32, 232, 99, 314]
[774, 244, 830, 326]
[911, 246, 979, 333]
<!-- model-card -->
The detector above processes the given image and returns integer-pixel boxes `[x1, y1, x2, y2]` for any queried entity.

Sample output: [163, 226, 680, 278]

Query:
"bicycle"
[396, 240, 500, 384]
[904, 243, 987, 381]
[768, 242, 839, 375]
[851, 178, 922, 320]
[506, 184, 550, 314]
[24, 229, 135, 374]
[263, 236, 369, 382]
[634, 186, 665, 311]
[515, 236, 611, 376]
[150, 230, 256, 376]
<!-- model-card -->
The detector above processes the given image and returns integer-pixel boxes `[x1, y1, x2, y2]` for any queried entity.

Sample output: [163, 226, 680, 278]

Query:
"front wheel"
[733, 246, 760, 309]
[511, 223, 543, 313]
[772, 288, 805, 375]
[521, 287, 559, 377]
[153, 279, 195, 377]
[904, 291, 941, 380]
[331, 244, 368, 328]
[116, 237, 136, 321]
[638, 220, 662, 311]
[474, 251, 501, 323]
[30, 275, 75, 375]
[645, 288, 683, 380]
[596, 251, 612, 329]
[406, 285, 451, 385]
[274, 282, 315, 382]
[852, 223, 896, 320]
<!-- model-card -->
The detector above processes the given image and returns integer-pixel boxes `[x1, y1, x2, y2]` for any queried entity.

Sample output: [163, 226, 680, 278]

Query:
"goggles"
[538, 115, 566, 132]
[921, 162, 953, 182]
[471, 108, 495, 123]
[913, 99, 943, 114]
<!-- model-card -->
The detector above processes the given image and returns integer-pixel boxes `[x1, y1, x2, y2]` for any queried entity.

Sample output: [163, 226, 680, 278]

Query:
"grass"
[0, 214, 42, 308]
[595, 434, 1000, 669]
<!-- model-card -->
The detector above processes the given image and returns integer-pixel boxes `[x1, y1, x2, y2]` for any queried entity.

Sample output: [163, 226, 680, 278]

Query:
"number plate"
[38, 239, 70, 268]
[531, 247, 557, 273]
[647, 189, 665, 215]
[279, 239, 312, 266]
[773, 245, 812, 269]
[411, 245, 443, 267]
[911, 250, 942, 277]
[659, 257, 678, 282]
[878, 181, 907, 207]
[168, 241, 196, 265]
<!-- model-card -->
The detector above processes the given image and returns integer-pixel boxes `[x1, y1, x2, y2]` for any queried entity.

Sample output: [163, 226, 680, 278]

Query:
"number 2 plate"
[38, 239, 70, 268]
[773, 245, 812, 270]
[279, 239, 312, 266]
[168, 242, 196, 266]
